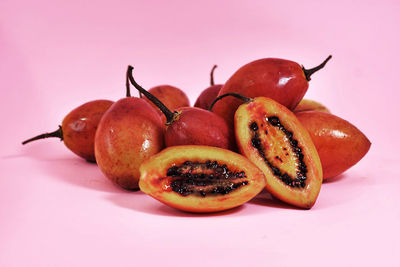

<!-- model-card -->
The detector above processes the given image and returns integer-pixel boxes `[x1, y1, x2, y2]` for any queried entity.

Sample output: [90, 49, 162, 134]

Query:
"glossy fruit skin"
[144, 85, 190, 118]
[61, 99, 114, 162]
[294, 99, 330, 113]
[164, 107, 236, 151]
[94, 97, 165, 190]
[139, 145, 267, 213]
[194, 84, 222, 110]
[213, 58, 309, 128]
[235, 97, 323, 209]
[296, 111, 371, 180]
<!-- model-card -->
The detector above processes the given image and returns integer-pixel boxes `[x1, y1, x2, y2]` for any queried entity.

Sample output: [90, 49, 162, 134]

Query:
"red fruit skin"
[62, 99, 114, 162]
[144, 85, 190, 114]
[213, 58, 308, 128]
[296, 111, 371, 180]
[194, 84, 223, 110]
[94, 97, 165, 190]
[164, 107, 235, 150]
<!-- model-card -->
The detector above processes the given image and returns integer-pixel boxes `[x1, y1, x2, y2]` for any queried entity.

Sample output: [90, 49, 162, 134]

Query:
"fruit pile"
[23, 55, 371, 212]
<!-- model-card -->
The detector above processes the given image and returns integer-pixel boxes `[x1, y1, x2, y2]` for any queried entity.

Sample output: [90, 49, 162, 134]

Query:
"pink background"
[1, 0, 399, 266]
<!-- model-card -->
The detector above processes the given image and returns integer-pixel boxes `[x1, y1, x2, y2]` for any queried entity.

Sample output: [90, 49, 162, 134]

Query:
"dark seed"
[250, 122, 259, 131]
[167, 166, 179, 176]
[251, 138, 261, 148]
[268, 116, 280, 126]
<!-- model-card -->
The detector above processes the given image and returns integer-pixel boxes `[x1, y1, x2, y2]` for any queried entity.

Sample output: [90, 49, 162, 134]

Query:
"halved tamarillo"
[22, 99, 114, 162]
[127, 66, 235, 150]
[296, 111, 371, 180]
[210, 94, 323, 208]
[139, 145, 267, 213]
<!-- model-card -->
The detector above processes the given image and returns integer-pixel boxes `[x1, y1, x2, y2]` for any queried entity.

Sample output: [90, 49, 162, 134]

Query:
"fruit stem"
[22, 126, 63, 145]
[208, 93, 253, 111]
[126, 66, 131, 97]
[210, 65, 217, 86]
[303, 55, 332, 81]
[127, 65, 177, 123]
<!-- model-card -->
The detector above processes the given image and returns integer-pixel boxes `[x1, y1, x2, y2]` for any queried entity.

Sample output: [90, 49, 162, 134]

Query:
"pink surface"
[1, 0, 399, 266]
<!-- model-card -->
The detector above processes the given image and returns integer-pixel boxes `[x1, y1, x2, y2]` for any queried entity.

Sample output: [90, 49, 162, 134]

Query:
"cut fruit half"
[235, 97, 323, 209]
[139, 145, 266, 213]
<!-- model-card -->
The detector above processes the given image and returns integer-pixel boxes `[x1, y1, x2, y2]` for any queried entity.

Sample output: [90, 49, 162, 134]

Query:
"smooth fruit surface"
[294, 99, 330, 113]
[144, 85, 190, 117]
[194, 64, 223, 110]
[95, 97, 164, 190]
[139, 145, 266, 213]
[235, 97, 323, 208]
[194, 84, 222, 110]
[213, 58, 309, 128]
[296, 111, 371, 179]
[128, 67, 235, 151]
[22, 99, 114, 162]
[164, 106, 235, 150]
[62, 99, 114, 162]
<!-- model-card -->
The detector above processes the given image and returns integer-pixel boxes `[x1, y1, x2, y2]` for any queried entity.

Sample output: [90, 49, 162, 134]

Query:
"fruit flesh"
[235, 97, 322, 208]
[94, 97, 164, 190]
[139, 145, 266, 213]
[296, 111, 371, 179]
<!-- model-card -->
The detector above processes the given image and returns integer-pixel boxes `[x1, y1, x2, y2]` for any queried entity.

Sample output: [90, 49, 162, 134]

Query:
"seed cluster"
[250, 117, 307, 188]
[166, 160, 248, 197]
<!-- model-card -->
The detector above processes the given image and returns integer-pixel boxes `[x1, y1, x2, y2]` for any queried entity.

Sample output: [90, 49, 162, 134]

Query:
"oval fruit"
[22, 99, 114, 162]
[163, 106, 235, 150]
[128, 66, 236, 150]
[143, 85, 190, 119]
[95, 97, 165, 190]
[296, 111, 371, 180]
[139, 145, 266, 213]
[213, 56, 331, 128]
[194, 84, 222, 110]
[194, 65, 223, 110]
[235, 97, 323, 208]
